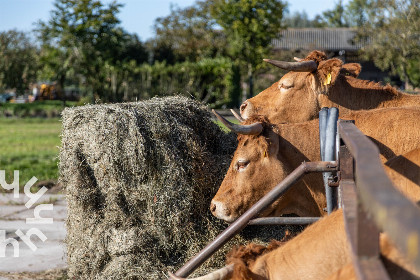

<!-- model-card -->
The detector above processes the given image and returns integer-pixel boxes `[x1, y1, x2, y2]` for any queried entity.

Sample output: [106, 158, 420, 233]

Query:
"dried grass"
[60, 96, 291, 279]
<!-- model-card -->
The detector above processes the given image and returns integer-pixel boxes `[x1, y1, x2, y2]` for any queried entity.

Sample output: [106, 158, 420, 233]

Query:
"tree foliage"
[283, 11, 326, 28]
[150, 1, 227, 63]
[312, 0, 372, 28]
[98, 57, 240, 107]
[210, 0, 287, 98]
[344, 0, 371, 27]
[355, 0, 420, 88]
[36, 0, 142, 101]
[320, 0, 349, 27]
[0, 30, 39, 93]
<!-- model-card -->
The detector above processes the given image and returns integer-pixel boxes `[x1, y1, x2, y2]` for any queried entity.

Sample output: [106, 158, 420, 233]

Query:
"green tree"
[210, 0, 287, 100]
[320, 0, 349, 27]
[119, 34, 148, 65]
[150, 1, 227, 63]
[355, 0, 420, 88]
[344, 0, 371, 27]
[284, 11, 317, 28]
[36, 0, 129, 101]
[0, 30, 39, 94]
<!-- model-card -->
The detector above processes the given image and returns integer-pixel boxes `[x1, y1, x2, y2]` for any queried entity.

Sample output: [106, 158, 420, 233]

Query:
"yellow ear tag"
[324, 72, 332, 85]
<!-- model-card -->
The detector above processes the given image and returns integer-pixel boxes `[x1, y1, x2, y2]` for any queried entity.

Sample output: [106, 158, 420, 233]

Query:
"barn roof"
[272, 28, 365, 51]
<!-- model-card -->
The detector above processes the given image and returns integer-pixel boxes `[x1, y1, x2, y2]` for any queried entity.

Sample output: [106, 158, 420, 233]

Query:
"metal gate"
[169, 113, 420, 279]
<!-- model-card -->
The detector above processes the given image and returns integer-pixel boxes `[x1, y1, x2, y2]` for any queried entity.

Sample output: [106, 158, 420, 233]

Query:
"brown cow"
[384, 148, 420, 204]
[169, 121, 420, 280]
[170, 209, 419, 280]
[211, 107, 420, 222]
[169, 147, 420, 279]
[240, 50, 420, 124]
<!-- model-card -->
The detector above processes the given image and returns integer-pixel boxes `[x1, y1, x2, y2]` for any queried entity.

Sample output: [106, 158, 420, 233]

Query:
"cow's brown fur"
[226, 210, 419, 280]
[324, 235, 420, 280]
[340, 63, 361, 78]
[226, 231, 294, 280]
[325, 234, 420, 280]
[242, 50, 420, 124]
[385, 148, 420, 204]
[226, 240, 286, 280]
[325, 263, 356, 280]
[212, 107, 420, 221]
[226, 210, 350, 280]
[220, 146, 420, 280]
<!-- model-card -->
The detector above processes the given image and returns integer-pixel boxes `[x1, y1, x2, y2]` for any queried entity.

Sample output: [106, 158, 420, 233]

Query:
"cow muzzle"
[210, 200, 236, 223]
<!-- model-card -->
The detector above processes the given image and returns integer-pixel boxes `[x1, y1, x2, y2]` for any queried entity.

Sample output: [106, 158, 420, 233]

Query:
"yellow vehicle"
[39, 83, 60, 100]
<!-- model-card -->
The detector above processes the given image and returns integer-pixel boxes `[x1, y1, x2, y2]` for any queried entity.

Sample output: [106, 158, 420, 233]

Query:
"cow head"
[211, 111, 319, 222]
[240, 50, 359, 123]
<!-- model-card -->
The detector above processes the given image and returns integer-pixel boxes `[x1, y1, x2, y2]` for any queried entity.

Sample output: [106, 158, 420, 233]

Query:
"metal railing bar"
[339, 121, 420, 270]
[340, 179, 388, 280]
[356, 259, 391, 280]
[172, 161, 337, 278]
[248, 217, 320, 225]
[340, 179, 357, 248]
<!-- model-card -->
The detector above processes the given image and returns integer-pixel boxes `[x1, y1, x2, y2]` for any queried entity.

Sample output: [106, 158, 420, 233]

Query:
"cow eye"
[281, 83, 293, 89]
[236, 159, 250, 171]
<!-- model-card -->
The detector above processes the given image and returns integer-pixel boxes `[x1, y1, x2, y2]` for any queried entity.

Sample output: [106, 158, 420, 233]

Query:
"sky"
[0, 0, 349, 41]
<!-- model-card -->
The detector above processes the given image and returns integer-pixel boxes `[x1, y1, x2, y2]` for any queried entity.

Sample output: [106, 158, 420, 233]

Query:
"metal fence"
[170, 118, 420, 279]
[338, 120, 420, 279]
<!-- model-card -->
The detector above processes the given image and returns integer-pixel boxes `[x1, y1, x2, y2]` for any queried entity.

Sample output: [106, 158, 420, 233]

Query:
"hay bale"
[60, 96, 291, 279]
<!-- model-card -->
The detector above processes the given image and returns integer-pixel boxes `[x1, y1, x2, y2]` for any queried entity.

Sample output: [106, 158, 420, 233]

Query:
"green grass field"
[0, 100, 77, 118]
[0, 118, 61, 189]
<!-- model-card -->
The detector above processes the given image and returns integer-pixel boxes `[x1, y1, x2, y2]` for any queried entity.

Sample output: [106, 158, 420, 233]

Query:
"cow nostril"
[210, 202, 216, 213]
[240, 102, 247, 112]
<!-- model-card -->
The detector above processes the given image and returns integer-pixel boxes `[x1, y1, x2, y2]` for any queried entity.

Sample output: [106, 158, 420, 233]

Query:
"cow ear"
[316, 58, 343, 87]
[340, 63, 361, 78]
[267, 131, 280, 156]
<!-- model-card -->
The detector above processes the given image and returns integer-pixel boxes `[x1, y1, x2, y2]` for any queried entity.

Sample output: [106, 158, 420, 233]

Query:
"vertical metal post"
[335, 127, 341, 207]
[319, 107, 328, 161]
[325, 108, 338, 213]
[320, 107, 339, 214]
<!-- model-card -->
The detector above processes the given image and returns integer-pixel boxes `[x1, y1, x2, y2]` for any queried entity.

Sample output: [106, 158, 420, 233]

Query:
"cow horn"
[293, 57, 303, 62]
[212, 110, 263, 135]
[230, 109, 244, 122]
[168, 264, 234, 280]
[263, 58, 317, 72]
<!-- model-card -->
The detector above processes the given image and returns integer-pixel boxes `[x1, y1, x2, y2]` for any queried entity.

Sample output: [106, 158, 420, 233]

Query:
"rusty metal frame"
[248, 217, 319, 225]
[338, 120, 420, 279]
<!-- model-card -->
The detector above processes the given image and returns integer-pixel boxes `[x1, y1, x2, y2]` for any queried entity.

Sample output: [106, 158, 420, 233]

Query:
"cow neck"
[255, 209, 350, 280]
[275, 119, 321, 169]
[324, 76, 420, 114]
